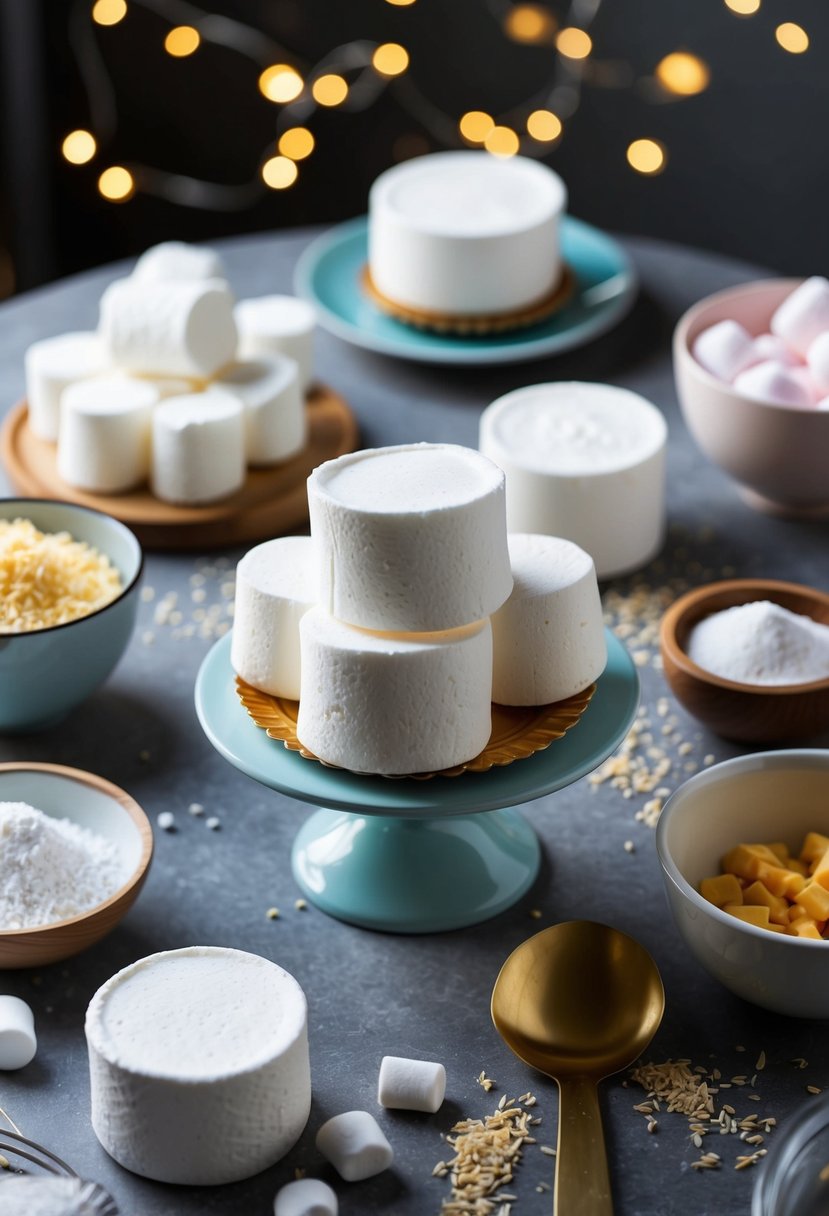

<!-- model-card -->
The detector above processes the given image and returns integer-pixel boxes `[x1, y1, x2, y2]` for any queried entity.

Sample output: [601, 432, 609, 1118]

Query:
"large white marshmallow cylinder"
[479, 383, 667, 580]
[231, 536, 317, 700]
[131, 240, 226, 284]
[308, 443, 513, 633]
[234, 296, 315, 391]
[24, 331, 111, 441]
[297, 609, 493, 775]
[151, 389, 245, 504]
[57, 375, 158, 492]
[99, 278, 237, 378]
[215, 356, 306, 466]
[85, 947, 311, 1186]
[368, 152, 566, 316]
[491, 534, 606, 705]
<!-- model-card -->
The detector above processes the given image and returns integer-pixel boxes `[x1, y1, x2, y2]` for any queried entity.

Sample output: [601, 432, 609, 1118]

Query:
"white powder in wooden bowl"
[687, 600, 829, 686]
[0, 801, 123, 929]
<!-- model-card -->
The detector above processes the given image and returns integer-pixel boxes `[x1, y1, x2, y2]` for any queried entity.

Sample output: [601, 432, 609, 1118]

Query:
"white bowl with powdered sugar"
[0, 762, 153, 968]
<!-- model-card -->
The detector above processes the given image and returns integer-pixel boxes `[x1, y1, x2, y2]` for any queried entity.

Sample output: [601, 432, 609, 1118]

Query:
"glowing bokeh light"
[526, 109, 562, 142]
[312, 74, 349, 106]
[165, 26, 200, 57]
[655, 52, 710, 95]
[62, 129, 97, 165]
[92, 0, 126, 25]
[484, 125, 520, 158]
[259, 64, 304, 103]
[372, 43, 409, 76]
[556, 27, 592, 59]
[459, 110, 494, 143]
[385, 0, 416, 5]
[98, 166, 135, 201]
[627, 139, 666, 175]
[776, 22, 809, 53]
[724, 0, 760, 13]
[278, 127, 315, 160]
[262, 156, 299, 189]
[505, 5, 556, 44]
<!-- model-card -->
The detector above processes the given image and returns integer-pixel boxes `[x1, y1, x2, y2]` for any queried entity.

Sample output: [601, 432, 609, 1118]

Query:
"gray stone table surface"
[0, 228, 827, 1216]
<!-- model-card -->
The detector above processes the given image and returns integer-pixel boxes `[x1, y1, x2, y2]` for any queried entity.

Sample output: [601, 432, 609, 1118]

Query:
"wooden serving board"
[0, 385, 359, 550]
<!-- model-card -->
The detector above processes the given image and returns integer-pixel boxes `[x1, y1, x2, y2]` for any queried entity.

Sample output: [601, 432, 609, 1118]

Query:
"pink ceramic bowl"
[673, 279, 829, 517]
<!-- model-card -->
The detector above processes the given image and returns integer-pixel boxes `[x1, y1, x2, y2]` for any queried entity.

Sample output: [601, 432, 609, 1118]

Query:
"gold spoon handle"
[554, 1075, 613, 1216]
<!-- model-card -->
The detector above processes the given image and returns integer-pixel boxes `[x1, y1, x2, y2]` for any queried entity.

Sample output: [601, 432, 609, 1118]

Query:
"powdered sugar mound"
[687, 601, 829, 686]
[0, 801, 124, 929]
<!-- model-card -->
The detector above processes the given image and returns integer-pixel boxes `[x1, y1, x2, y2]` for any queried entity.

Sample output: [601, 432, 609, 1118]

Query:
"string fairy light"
[724, 0, 760, 14]
[164, 25, 200, 57]
[775, 22, 809, 54]
[626, 138, 666, 175]
[91, 0, 126, 26]
[97, 165, 135, 200]
[62, 129, 97, 164]
[655, 52, 709, 96]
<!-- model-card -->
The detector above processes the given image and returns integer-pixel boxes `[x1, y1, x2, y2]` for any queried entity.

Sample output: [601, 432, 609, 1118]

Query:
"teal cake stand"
[195, 631, 638, 933]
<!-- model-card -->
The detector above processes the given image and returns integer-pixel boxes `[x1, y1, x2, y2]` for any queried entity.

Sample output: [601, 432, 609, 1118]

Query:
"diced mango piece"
[785, 857, 809, 877]
[791, 921, 824, 940]
[724, 904, 770, 927]
[766, 842, 790, 864]
[742, 881, 790, 925]
[700, 873, 743, 908]
[789, 904, 811, 923]
[795, 882, 829, 921]
[764, 922, 788, 934]
[811, 847, 829, 891]
[801, 832, 829, 865]
[721, 843, 784, 881]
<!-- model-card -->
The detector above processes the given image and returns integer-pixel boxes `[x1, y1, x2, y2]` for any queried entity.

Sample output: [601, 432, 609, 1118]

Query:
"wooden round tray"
[0, 385, 359, 550]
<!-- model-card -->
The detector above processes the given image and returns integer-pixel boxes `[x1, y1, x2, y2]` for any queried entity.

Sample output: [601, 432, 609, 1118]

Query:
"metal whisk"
[0, 1106, 119, 1215]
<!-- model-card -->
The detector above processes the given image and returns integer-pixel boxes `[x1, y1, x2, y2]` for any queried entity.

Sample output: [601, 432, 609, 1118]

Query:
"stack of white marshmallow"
[24, 241, 317, 504]
[693, 276, 829, 410]
[232, 442, 607, 776]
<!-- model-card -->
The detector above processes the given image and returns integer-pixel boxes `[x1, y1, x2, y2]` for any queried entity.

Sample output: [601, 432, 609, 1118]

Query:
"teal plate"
[195, 631, 638, 932]
[294, 215, 637, 366]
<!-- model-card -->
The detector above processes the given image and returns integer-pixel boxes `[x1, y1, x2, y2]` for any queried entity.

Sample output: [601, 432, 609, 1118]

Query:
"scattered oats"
[746, 1135, 764, 1145]
[191, 587, 207, 603]
[433, 1161, 449, 1177]
[820, 1163, 829, 1183]
[704, 754, 715, 766]
[692, 1133, 703, 1148]
[807, 1086, 823, 1095]
[678, 741, 693, 756]
[266, 907, 280, 920]
[140, 586, 155, 602]
[220, 581, 235, 599]
[755, 1052, 766, 1072]
[294, 1167, 306, 1180]
[748, 1094, 761, 1101]
[141, 630, 155, 645]
[540, 1145, 557, 1156]
[205, 816, 221, 831]
[437, 1099, 533, 1213]
[188, 802, 204, 816]
[633, 650, 650, 667]
[139, 749, 151, 763]
[529, 909, 542, 919]
[156, 811, 175, 832]
[477, 1071, 496, 1092]
[0, 1154, 9, 1170]
[646, 1119, 657, 1134]
[791, 1058, 809, 1070]
[623, 840, 635, 853]
[294, 898, 308, 911]
[189, 573, 206, 587]
[498, 1094, 508, 1110]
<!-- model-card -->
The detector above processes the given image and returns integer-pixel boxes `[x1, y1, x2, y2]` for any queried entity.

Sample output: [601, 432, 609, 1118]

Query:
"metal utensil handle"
[554, 1075, 613, 1216]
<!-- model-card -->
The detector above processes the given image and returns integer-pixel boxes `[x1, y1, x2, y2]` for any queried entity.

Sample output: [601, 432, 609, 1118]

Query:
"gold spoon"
[491, 920, 665, 1216]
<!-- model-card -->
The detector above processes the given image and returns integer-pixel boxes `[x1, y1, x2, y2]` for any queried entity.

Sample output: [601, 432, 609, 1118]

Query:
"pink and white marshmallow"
[770, 276, 829, 357]
[692, 319, 757, 383]
[733, 360, 813, 410]
[807, 331, 829, 392]
[751, 332, 803, 367]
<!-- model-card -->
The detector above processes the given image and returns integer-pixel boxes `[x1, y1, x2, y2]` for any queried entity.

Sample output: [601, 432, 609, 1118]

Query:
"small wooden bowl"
[0, 763, 153, 968]
[660, 579, 829, 743]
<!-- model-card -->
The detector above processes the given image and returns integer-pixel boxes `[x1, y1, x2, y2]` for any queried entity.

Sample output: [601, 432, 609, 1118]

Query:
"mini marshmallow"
[214, 356, 306, 466]
[378, 1056, 446, 1114]
[132, 240, 226, 284]
[733, 360, 813, 409]
[807, 331, 829, 391]
[234, 295, 315, 390]
[274, 1178, 338, 1216]
[692, 319, 756, 383]
[752, 332, 803, 367]
[24, 331, 110, 441]
[789, 365, 820, 404]
[100, 278, 237, 379]
[151, 389, 245, 504]
[57, 375, 158, 492]
[231, 536, 317, 699]
[315, 1111, 393, 1182]
[770, 276, 829, 357]
[0, 996, 37, 1070]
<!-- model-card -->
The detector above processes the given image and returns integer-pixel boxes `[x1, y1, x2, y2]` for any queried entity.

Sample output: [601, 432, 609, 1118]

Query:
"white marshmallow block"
[274, 1178, 338, 1216]
[231, 536, 317, 700]
[235, 296, 315, 391]
[215, 356, 306, 466]
[771, 276, 829, 357]
[132, 240, 226, 284]
[297, 609, 493, 776]
[378, 1056, 446, 1113]
[733, 360, 813, 409]
[752, 332, 802, 367]
[57, 375, 158, 492]
[491, 534, 606, 706]
[24, 331, 110, 441]
[99, 277, 237, 378]
[479, 383, 667, 580]
[140, 375, 203, 400]
[315, 1111, 393, 1182]
[308, 444, 513, 633]
[86, 947, 311, 1185]
[0, 996, 36, 1070]
[807, 331, 829, 390]
[151, 389, 245, 504]
[692, 319, 756, 383]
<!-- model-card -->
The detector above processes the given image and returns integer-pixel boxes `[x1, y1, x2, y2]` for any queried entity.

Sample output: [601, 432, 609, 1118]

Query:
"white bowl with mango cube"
[656, 749, 829, 1017]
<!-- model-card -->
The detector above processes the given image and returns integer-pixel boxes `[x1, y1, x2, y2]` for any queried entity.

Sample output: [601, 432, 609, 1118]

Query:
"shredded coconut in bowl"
[686, 600, 829, 686]
[0, 801, 124, 930]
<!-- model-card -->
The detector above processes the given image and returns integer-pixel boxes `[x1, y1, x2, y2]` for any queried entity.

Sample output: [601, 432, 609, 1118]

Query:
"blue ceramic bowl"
[0, 499, 143, 731]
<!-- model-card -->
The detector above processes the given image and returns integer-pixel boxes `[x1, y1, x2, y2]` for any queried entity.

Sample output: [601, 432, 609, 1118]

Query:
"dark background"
[0, 0, 826, 298]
